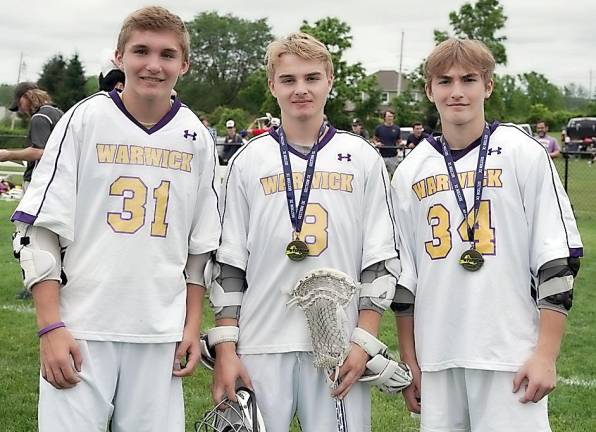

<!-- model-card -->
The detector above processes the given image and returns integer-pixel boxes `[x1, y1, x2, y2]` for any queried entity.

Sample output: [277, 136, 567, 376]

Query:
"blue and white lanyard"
[277, 124, 326, 235]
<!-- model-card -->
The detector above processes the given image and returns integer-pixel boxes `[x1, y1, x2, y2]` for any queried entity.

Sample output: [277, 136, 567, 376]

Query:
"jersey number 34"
[425, 200, 495, 260]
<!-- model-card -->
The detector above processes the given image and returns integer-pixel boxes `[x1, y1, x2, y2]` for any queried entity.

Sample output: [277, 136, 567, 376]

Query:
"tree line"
[2, 0, 595, 135]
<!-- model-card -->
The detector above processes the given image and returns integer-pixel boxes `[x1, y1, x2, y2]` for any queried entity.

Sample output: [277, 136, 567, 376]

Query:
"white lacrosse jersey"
[13, 91, 221, 343]
[393, 123, 583, 372]
[217, 127, 398, 354]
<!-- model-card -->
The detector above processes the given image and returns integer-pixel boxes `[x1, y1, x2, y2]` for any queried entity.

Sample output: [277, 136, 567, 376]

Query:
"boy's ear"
[485, 79, 494, 99]
[268, 78, 277, 98]
[179, 61, 190, 76]
[425, 82, 434, 103]
[114, 49, 124, 69]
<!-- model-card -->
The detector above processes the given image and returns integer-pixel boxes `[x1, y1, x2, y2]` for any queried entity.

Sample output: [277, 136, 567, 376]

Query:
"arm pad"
[185, 252, 210, 287]
[12, 222, 61, 291]
[359, 260, 397, 314]
[536, 258, 576, 314]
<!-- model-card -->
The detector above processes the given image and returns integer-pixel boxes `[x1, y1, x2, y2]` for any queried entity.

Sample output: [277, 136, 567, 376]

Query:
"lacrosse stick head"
[288, 268, 357, 371]
[195, 387, 266, 432]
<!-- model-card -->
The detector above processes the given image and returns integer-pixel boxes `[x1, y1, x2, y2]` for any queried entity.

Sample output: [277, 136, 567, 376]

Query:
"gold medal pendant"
[459, 248, 484, 271]
[286, 239, 309, 261]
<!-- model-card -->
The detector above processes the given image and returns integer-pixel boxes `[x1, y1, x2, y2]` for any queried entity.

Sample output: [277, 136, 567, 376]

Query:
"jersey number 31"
[107, 176, 170, 237]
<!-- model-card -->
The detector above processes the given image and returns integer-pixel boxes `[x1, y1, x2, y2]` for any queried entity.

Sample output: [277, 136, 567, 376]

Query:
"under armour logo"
[338, 153, 352, 162]
[184, 130, 197, 141]
[488, 147, 502, 155]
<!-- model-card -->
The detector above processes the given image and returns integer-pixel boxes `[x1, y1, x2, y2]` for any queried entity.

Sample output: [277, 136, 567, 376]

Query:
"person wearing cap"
[98, 59, 125, 92]
[1, 83, 63, 189]
[221, 119, 243, 164]
[351, 118, 369, 139]
[1, 82, 63, 300]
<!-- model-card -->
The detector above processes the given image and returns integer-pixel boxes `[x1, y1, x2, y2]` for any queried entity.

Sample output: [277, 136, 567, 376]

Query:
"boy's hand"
[212, 343, 252, 404]
[513, 352, 557, 403]
[40, 328, 82, 389]
[332, 343, 369, 400]
[173, 325, 200, 377]
[401, 358, 421, 413]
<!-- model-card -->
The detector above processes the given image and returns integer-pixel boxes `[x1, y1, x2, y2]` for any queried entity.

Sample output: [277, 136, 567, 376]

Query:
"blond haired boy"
[210, 32, 399, 431]
[392, 38, 582, 431]
[12, 6, 220, 431]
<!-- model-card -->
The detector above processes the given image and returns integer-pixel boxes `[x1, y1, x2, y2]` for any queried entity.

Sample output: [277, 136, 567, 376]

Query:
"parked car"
[565, 117, 596, 154]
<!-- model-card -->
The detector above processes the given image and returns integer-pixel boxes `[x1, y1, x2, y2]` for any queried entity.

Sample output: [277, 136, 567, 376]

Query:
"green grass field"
[0, 162, 595, 430]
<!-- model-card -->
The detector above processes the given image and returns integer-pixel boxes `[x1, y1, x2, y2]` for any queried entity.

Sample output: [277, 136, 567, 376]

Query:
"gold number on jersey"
[457, 200, 495, 254]
[299, 203, 328, 256]
[424, 204, 452, 259]
[151, 181, 171, 237]
[107, 176, 171, 237]
[425, 200, 495, 260]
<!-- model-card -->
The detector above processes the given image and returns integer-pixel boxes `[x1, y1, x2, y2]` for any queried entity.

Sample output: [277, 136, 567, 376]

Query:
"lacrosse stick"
[287, 268, 358, 432]
[195, 387, 266, 432]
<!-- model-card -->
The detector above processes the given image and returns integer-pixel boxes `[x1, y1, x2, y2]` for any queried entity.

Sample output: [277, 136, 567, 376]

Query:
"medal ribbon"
[427, 124, 491, 248]
[277, 123, 326, 236]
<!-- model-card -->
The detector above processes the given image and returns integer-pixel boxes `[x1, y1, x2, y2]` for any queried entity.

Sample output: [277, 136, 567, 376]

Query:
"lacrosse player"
[11, 7, 220, 431]
[209, 32, 400, 432]
[392, 38, 583, 431]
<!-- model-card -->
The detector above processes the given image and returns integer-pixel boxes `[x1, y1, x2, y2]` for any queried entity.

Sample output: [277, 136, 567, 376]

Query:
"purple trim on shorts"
[109, 90, 181, 135]
[269, 125, 337, 160]
[11, 211, 37, 224]
[569, 247, 583, 258]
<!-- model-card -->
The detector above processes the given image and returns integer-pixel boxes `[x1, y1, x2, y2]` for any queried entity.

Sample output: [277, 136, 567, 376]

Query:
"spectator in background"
[351, 118, 369, 139]
[200, 116, 217, 142]
[0, 82, 63, 299]
[374, 110, 401, 175]
[98, 59, 125, 91]
[406, 122, 428, 148]
[535, 121, 560, 159]
[1, 83, 63, 190]
[221, 119, 243, 164]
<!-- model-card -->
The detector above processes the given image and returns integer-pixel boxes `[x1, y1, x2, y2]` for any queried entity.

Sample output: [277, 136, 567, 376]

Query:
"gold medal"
[459, 248, 484, 271]
[286, 239, 309, 261]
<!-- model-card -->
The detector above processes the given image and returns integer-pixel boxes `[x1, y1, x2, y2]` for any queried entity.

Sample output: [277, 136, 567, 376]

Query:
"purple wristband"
[37, 321, 65, 337]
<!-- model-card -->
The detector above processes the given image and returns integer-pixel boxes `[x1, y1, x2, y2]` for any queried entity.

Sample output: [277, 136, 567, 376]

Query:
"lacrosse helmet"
[199, 332, 215, 371]
[195, 387, 266, 432]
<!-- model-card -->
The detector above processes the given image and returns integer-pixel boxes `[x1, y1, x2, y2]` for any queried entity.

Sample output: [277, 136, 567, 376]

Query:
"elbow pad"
[185, 252, 210, 287]
[359, 260, 397, 314]
[537, 258, 576, 313]
[12, 222, 62, 291]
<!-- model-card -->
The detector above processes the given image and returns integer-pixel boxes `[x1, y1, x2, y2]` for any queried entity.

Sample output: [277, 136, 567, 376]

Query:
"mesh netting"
[288, 270, 357, 370]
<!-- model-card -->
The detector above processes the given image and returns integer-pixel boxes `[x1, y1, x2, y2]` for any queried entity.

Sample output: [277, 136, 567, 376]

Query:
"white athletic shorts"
[38, 340, 184, 432]
[241, 352, 371, 432]
[420, 368, 551, 432]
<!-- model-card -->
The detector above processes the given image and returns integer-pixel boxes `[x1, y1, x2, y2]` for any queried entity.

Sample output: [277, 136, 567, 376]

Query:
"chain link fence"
[555, 151, 596, 222]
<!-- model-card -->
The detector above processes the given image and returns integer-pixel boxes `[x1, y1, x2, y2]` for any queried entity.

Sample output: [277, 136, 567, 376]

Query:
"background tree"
[300, 17, 381, 129]
[38, 54, 67, 106]
[179, 12, 273, 112]
[0, 84, 14, 108]
[518, 71, 564, 110]
[434, 0, 508, 65]
[62, 53, 87, 109]
[38, 53, 86, 110]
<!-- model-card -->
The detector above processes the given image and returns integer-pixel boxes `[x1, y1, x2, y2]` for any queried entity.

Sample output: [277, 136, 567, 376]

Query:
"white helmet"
[195, 387, 266, 432]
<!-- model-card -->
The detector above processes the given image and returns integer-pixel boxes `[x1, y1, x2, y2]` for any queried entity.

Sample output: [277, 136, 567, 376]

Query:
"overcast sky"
[1, 0, 595, 92]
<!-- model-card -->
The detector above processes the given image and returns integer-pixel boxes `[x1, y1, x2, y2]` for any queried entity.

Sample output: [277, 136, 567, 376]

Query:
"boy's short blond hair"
[117, 6, 190, 62]
[424, 38, 495, 86]
[265, 32, 334, 80]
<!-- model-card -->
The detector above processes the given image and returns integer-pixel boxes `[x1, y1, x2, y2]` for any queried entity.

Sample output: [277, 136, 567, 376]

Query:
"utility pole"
[397, 31, 404, 96]
[16, 51, 24, 83]
[590, 69, 593, 100]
